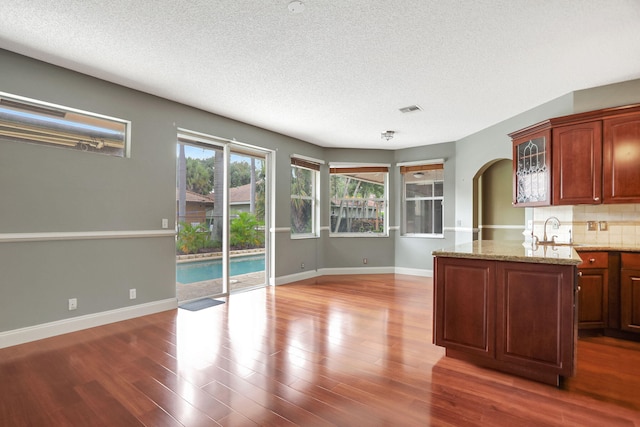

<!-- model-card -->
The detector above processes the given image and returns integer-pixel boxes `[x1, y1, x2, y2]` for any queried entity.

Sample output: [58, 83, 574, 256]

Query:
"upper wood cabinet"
[512, 129, 551, 206]
[603, 112, 640, 203]
[510, 104, 640, 207]
[552, 121, 602, 205]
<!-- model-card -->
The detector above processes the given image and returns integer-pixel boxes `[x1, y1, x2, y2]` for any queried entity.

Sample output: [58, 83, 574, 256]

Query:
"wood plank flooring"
[1, 274, 640, 426]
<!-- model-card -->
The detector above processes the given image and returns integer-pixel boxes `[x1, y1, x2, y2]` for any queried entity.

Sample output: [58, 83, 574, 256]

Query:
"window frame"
[329, 163, 389, 238]
[290, 155, 321, 239]
[401, 161, 444, 238]
[0, 91, 130, 157]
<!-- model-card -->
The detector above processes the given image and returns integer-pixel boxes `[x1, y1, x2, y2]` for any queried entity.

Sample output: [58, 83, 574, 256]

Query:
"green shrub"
[230, 212, 264, 249]
[177, 222, 208, 254]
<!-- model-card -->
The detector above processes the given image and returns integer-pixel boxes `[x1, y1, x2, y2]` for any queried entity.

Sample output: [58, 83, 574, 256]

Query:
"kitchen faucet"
[540, 216, 560, 244]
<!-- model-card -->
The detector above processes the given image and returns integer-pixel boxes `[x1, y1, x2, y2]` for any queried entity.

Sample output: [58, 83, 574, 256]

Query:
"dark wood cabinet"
[621, 253, 640, 333]
[434, 256, 576, 385]
[552, 122, 602, 205]
[512, 129, 551, 206]
[511, 104, 640, 206]
[603, 112, 640, 203]
[577, 252, 609, 329]
[434, 257, 495, 358]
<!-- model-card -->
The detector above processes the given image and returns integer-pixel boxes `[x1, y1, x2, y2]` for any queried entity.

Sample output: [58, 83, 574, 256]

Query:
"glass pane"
[330, 172, 386, 234]
[404, 199, 444, 235]
[434, 181, 443, 197]
[406, 200, 418, 234]
[229, 152, 266, 292]
[0, 94, 128, 157]
[291, 199, 313, 234]
[291, 166, 312, 195]
[434, 199, 443, 233]
[406, 182, 432, 198]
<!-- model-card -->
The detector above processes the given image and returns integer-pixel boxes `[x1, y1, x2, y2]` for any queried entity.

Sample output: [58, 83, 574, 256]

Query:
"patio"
[176, 271, 266, 302]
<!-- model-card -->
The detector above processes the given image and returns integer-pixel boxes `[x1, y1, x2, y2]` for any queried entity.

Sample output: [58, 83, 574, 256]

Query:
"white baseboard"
[394, 267, 433, 277]
[317, 266, 395, 275]
[0, 298, 177, 349]
[2, 266, 431, 349]
[275, 270, 320, 285]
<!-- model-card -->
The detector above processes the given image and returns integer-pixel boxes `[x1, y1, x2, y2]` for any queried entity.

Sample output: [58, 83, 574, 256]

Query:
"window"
[329, 165, 388, 236]
[0, 92, 129, 157]
[401, 162, 444, 236]
[291, 156, 320, 238]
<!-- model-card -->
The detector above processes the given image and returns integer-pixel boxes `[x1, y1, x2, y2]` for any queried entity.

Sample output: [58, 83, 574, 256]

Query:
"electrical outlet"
[161, 218, 169, 229]
[68, 298, 77, 310]
[301, 262, 305, 270]
[363, 258, 368, 264]
[129, 288, 137, 299]
[587, 221, 597, 231]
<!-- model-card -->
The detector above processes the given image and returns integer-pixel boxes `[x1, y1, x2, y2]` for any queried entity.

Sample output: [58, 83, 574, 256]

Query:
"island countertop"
[432, 240, 582, 265]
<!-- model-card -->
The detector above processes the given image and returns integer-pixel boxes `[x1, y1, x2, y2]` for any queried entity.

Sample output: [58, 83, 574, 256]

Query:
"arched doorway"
[475, 159, 525, 241]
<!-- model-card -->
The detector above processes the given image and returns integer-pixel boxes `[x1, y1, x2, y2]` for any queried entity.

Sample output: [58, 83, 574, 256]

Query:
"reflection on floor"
[176, 271, 265, 301]
[566, 335, 640, 411]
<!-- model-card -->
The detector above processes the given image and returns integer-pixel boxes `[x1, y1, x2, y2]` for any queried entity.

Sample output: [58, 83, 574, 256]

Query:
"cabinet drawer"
[621, 253, 640, 269]
[578, 252, 608, 269]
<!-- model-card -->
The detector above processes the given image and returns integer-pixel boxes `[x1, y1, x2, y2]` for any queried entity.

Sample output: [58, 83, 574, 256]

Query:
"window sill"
[329, 233, 389, 238]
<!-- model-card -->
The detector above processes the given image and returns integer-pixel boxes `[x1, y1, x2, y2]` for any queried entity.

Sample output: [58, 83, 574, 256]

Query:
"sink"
[537, 242, 583, 247]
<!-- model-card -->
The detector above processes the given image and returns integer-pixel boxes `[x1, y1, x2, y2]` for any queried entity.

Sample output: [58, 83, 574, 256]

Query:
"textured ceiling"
[1, 1, 639, 149]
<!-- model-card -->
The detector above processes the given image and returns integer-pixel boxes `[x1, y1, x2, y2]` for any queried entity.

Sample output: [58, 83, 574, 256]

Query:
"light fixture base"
[381, 130, 395, 141]
[288, 1, 305, 13]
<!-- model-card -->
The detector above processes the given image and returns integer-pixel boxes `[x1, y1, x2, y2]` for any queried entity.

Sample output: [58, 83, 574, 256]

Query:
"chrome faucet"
[541, 216, 560, 244]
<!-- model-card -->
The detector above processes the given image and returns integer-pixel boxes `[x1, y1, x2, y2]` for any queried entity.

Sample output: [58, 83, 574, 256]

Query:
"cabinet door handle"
[594, 196, 600, 201]
[577, 285, 581, 292]
[589, 258, 596, 263]
[578, 271, 583, 276]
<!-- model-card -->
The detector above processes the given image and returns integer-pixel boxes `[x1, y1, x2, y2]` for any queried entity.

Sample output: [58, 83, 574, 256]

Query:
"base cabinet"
[621, 253, 640, 333]
[434, 257, 576, 385]
[577, 252, 609, 329]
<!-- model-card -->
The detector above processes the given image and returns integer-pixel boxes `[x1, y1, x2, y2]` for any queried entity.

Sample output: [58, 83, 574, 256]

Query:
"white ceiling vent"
[399, 105, 423, 114]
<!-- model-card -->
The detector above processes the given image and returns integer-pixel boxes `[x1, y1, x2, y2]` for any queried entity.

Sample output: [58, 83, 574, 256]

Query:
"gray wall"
[322, 148, 396, 269]
[1, 47, 639, 335]
[453, 94, 575, 244]
[393, 142, 456, 272]
[0, 48, 325, 332]
[479, 159, 524, 241]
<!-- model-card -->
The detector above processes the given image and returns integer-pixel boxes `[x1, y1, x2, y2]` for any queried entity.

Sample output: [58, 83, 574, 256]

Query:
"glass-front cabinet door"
[512, 129, 551, 207]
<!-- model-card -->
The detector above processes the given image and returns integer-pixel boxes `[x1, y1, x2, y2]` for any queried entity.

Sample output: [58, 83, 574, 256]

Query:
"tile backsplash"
[531, 204, 640, 246]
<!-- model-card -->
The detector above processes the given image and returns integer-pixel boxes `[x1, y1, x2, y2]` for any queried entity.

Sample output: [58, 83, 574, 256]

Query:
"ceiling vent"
[399, 105, 423, 114]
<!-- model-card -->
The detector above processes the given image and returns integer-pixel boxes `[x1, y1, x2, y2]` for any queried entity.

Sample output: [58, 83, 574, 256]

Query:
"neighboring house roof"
[176, 189, 214, 205]
[176, 185, 253, 205]
[229, 183, 251, 205]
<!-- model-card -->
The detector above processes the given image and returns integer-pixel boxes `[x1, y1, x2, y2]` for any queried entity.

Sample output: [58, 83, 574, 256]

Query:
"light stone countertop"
[573, 243, 640, 253]
[432, 240, 583, 265]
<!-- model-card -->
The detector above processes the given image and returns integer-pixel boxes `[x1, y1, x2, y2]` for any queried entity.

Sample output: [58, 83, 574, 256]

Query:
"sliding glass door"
[228, 150, 266, 293]
[176, 132, 269, 302]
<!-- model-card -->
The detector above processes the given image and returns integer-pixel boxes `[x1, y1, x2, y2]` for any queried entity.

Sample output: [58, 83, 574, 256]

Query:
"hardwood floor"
[1, 274, 640, 426]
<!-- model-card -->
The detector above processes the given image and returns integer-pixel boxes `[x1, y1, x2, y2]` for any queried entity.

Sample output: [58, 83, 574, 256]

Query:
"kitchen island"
[432, 240, 582, 386]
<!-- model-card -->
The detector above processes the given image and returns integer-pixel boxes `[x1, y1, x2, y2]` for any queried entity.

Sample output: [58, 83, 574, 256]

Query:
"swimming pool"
[176, 254, 265, 284]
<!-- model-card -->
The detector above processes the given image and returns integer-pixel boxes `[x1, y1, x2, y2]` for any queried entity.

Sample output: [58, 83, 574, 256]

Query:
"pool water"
[176, 254, 265, 284]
